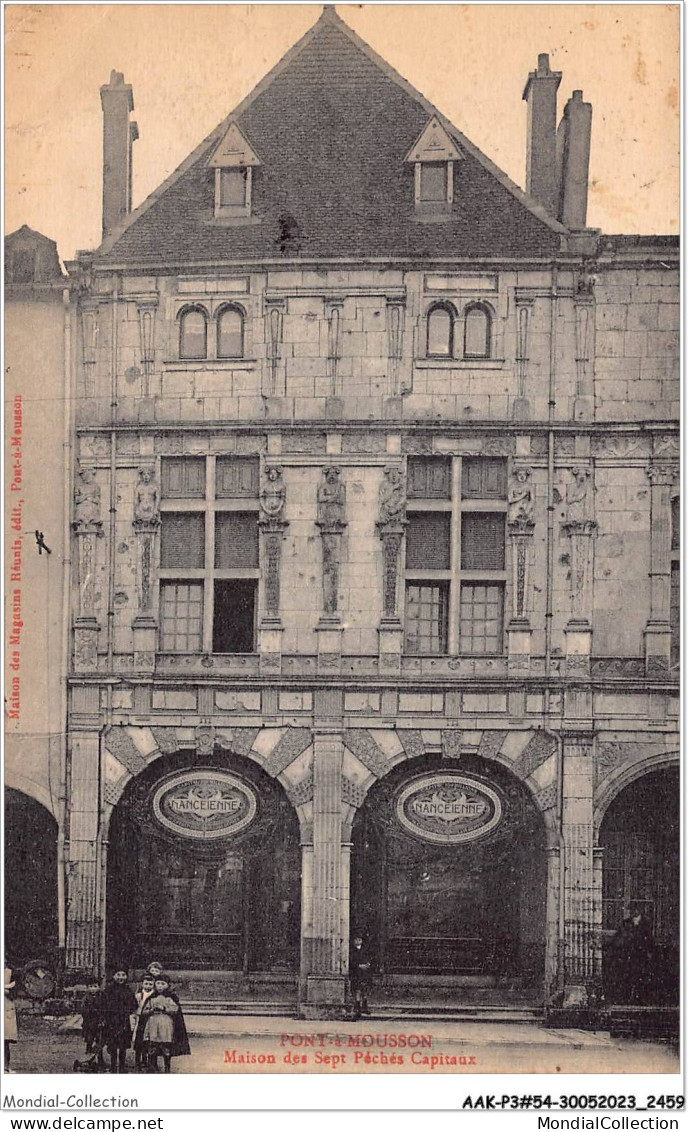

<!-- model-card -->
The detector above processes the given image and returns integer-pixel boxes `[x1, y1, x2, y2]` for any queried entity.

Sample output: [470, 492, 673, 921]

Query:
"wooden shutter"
[461, 458, 506, 499]
[160, 513, 205, 567]
[406, 513, 450, 569]
[161, 457, 205, 498]
[215, 512, 259, 568]
[216, 457, 259, 498]
[461, 513, 505, 569]
[407, 457, 451, 499]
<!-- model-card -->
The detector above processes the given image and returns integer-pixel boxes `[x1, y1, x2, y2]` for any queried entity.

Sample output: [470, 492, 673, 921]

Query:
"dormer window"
[208, 122, 261, 220]
[406, 117, 461, 212]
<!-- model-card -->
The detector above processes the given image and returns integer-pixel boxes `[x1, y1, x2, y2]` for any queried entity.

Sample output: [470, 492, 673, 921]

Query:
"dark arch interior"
[351, 754, 547, 990]
[4, 788, 58, 966]
[107, 751, 301, 973]
[600, 766, 679, 1004]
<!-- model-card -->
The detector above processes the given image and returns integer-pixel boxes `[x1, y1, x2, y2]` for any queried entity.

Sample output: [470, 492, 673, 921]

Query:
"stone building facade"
[7, 9, 678, 1017]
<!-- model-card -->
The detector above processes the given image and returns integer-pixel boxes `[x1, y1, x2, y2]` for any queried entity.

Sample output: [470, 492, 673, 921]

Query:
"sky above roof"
[5, 4, 679, 262]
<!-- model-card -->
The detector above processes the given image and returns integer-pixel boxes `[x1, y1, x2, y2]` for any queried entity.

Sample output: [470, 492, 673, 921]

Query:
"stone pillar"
[72, 466, 103, 673]
[302, 731, 347, 1017]
[644, 463, 675, 675]
[573, 292, 594, 421]
[544, 844, 562, 1004]
[562, 466, 596, 681]
[512, 295, 533, 419]
[376, 465, 407, 675]
[325, 299, 344, 398]
[507, 465, 535, 672]
[385, 298, 406, 398]
[258, 465, 288, 675]
[65, 732, 102, 977]
[264, 297, 285, 397]
[561, 732, 597, 1007]
[132, 464, 160, 674]
[315, 467, 346, 675]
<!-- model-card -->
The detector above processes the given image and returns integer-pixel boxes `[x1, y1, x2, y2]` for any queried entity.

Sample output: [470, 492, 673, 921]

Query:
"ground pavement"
[7, 1012, 679, 1076]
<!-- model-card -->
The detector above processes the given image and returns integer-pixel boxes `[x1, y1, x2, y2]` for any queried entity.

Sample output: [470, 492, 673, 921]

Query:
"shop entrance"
[107, 752, 301, 974]
[351, 755, 547, 996]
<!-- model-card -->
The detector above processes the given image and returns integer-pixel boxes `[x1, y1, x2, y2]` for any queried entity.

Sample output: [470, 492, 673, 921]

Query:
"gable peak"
[406, 117, 462, 164]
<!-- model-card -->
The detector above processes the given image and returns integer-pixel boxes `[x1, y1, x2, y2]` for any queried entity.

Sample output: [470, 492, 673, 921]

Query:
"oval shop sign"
[395, 773, 502, 845]
[153, 770, 258, 841]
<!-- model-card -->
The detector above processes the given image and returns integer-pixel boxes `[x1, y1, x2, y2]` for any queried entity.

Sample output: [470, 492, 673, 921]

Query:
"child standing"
[131, 975, 155, 1071]
[141, 977, 179, 1074]
[100, 970, 137, 1073]
[4, 967, 18, 1072]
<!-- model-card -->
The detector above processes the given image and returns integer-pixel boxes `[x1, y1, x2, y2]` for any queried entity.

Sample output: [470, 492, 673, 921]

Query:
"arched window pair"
[426, 302, 492, 360]
[178, 305, 245, 360]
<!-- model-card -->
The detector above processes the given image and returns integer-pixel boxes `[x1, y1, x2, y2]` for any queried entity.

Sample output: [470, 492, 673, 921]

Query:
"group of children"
[81, 961, 190, 1074]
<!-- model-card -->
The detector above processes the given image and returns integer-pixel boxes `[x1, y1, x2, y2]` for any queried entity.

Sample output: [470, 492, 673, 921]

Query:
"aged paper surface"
[3, 1, 680, 1104]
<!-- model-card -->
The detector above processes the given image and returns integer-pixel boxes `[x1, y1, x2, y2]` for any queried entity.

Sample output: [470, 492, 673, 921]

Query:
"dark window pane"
[419, 163, 446, 202]
[404, 582, 448, 654]
[459, 583, 503, 654]
[160, 582, 203, 652]
[215, 512, 259, 568]
[179, 309, 207, 359]
[461, 513, 505, 570]
[220, 168, 247, 207]
[407, 457, 451, 499]
[461, 458, 507, 499]
[670, 563, 680, 667]
[406, 513, 451, 570]
[217, 307, 244, 358]
[215, 457, 259, 498]
[671, 497, 680, 551]
[161, 457, 205, 498]
[213, 580, 256, 653]
[160, 513, 205, 568]
[464, 306, 491, 358]
[427, 307, 452, 357]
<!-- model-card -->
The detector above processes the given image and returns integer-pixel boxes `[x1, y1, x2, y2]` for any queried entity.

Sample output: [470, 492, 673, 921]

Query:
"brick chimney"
[522, 53, 562, 216]
[100, 71, 138, 240]
[556, 90, 593, 229]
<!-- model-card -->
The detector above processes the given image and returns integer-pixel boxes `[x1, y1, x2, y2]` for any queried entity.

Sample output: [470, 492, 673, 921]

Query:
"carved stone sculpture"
[133, 465, 160, 529]
[73, 466, 102, 532]
[565, 467, 592, 525]
[508, 466, 534, 527]
[317, 466, 346, 527]
[260, 465, 286, 520]
[378, 466, 406, 525]
[316, 467, 347, 617]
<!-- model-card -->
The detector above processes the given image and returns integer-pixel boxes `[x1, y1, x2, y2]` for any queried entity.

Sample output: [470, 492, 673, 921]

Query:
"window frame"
[462, 302, 493, 360]
[178, 305, 208, 360]
[403, 455, 508, 656]
[158, 455, 260, 655]
[425, 302, 455, 359]
[216, 303, 245, 360]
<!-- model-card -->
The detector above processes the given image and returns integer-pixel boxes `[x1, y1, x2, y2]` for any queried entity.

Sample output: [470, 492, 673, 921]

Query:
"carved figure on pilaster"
[73, 466, 103, 533]
[259, 466, 288, 621]
[316, 468, 347, 617]
[563, 467, 597, 535]
[378, 466, 406, 525]
[376, 467, 407, 620]
[508, 466, 534, 529]
[133, 465, 160, 530]
[562, 467, 597, 624]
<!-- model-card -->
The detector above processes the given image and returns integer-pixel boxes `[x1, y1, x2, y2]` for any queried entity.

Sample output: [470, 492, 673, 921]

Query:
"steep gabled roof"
[95, 7, 564, 267]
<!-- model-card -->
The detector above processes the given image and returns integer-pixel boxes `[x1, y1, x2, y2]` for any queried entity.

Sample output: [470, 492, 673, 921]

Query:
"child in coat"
[141, 977, 179, 1074]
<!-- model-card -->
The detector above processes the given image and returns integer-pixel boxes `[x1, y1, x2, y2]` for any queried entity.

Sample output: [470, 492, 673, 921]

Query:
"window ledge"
[202, 213, 263, 228]
[415, 358, 505, 369]
[163, 358, 257, 370]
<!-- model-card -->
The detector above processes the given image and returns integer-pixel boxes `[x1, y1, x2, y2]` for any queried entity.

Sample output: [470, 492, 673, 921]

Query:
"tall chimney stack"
[100, 71, 138, 240]
[556, 90, 593, 229]
[522, 53, 562, 216]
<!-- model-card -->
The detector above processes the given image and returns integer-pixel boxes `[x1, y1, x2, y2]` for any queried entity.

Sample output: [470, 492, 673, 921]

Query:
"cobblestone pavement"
[7, 1012, 679, 1076]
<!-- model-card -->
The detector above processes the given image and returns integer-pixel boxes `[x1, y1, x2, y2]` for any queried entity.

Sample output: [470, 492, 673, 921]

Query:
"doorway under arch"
[351, 754, 547, 1001]
[4, 788, 59, 967]
[599, 766, 679, 1005]
[106, 751, 301, 975]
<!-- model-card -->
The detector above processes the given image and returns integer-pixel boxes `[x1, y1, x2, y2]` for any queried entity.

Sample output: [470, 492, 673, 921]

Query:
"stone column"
[325, 299, 344, 399]
[132, 464, 160, 674]
[561, 732, 598, 1007]
[573, 292, 595, 421]
[376, 465, 407, 674]
[315, 467, 346, 674]
[562, 466, 597, 681]
[258, 465, 288, 675]
[506, 465, 535, 673]
[263, 297, 285, 397]
[72, 466, 103, 673]
[544, 844, 562, 1004]
[644, 463, 675, 675]
[303, 731, 347, 1016]
[385, 297, 406, 399]
[65, 731, 102, 977]
[513, 294, 533, 419]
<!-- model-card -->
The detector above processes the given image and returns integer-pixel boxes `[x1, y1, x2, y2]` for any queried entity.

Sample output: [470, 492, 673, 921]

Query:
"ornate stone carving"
[398, 730, 424, 760]
[264, 728, 312, 777]
[105, 727, 147, 775]
[378, 467, 406, 525]
[342, 730, 388, 778]
[376, 467, 407, 620]
[564, 467, 593, 525]
[341, 775, 367, 809]
[316, 467, 347, 616]
[287, 775, 315, 807]
[73, 466, 102, 533]
[535, 782, 558, 812]
[508, 466, 534, 527]
[513, 731, 557, 782]
[590, 657, 644, 678]
[260, 465, 286, 520]
[477, 731, 507, 760]
[441, 730, 462, 759]
[133, 466, 160, 529]
[576, 258, 598, 296]
[194, 725, 215, 759]
[150, 726, 180, 755]
[646, 463, 678, 487]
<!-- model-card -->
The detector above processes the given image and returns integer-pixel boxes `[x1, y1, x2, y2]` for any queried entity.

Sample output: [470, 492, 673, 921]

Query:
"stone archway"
[598, 765, 679, 1006]
[348, 747, 550, 1007]
[106, 748, 302, 976]
[4, 788, 59, 966]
